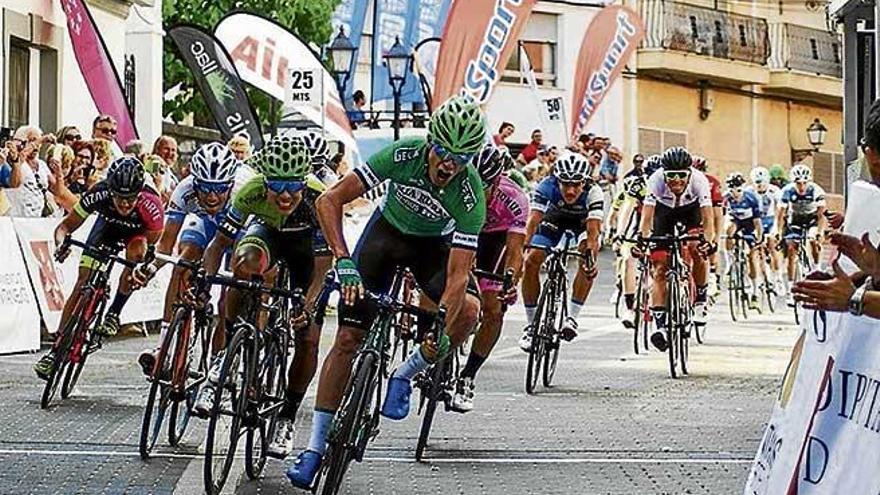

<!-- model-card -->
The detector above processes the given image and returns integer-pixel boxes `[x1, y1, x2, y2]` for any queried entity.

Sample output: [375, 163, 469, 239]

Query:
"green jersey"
[355, 136, 486, 250]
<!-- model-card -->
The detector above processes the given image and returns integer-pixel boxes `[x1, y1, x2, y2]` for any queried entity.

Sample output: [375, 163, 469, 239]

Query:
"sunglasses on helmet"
[432, 143, 475, 167]
[266, 179, 305, 195]
[194, 179, 233, 195]
[663, 170, 690, 181]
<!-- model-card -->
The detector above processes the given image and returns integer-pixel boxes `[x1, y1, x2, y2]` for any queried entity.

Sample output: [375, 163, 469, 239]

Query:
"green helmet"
[768, 164, 786, 180]
[250, 134, 311, 180]
[429, 95, 487, 155]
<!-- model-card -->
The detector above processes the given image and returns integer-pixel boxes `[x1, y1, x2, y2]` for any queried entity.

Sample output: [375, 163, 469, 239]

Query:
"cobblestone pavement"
[0, 251, 799, 494]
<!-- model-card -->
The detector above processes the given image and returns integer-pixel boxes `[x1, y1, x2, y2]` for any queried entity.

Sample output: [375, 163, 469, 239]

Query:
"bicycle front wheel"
[204, 330, 248, 495]
[321, 351, 379, 495]
[167, 306, 196, 448]
[666, 278, 680, 379]
[139, 311, 184, 460]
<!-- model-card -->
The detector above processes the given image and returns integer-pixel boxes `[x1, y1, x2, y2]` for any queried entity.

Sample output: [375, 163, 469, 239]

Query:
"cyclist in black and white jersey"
[637, 147, 716, 352]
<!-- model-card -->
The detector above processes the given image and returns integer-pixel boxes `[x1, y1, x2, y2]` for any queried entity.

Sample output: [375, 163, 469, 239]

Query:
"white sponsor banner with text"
[0, 218, 40, 354]
[13, 217, 170, 331]
[744, 180, 880, 494]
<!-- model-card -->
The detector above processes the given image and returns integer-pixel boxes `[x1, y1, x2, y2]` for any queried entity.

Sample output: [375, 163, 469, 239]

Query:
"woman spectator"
[228, 135, 252, 161]
[143, 154, 172, 204]
[56, 126, 83, 148]
[90, 138, 113, 186]
[45, 143, 78, 213]
[69, 140, 95, 195]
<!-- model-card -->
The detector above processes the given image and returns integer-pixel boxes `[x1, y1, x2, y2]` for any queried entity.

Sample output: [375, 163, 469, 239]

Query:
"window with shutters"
[502, 12, 558, 87]
[812, 151, 845, 194]
[638, 127, 688, 155]
[8, 40, 30, 130]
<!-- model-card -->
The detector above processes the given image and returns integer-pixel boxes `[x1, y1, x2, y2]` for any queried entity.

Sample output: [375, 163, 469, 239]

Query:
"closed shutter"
[812, 152, 833, 192]
[663, 130, 687, 148]
[638, 128, 662, 156]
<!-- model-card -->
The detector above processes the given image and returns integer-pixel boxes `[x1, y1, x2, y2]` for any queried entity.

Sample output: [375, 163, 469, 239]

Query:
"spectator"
[599, 146, 623, 184]
[68, 140, 95, 195]
[0, 135, 27, 215]
[153, 135, 185, 180]
[124, 140, 148, 163]
[228, 135, 252, 161]
[5, 125, 56, 217]
[593, 136, 610, 152]
[516, 129, 543, 166]
[143, 154, 172, 204]
[587, 149, 603, 179]
[92, 115, 118, 142]
[90, 138, 113, 186]
[56, 126, 83, 148]
[578, 133, 594, 152]
[625, 154, 646, 178]
[547, 145, 559, 165]
[347, 90, 367, 128]
[493, 122, 515, 147]
[45, 143, 78, 213]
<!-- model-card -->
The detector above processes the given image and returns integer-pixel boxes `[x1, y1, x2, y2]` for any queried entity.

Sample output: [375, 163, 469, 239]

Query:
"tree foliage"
[162, 0, 339, 131]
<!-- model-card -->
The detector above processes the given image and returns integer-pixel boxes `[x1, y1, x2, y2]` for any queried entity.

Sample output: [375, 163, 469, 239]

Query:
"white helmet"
[554, 152, 590, 183]
[750, 166, 769, 185]
[296, 130, 331, 169]
[190, 142, 239, 183]
[790, 164, 812, 183]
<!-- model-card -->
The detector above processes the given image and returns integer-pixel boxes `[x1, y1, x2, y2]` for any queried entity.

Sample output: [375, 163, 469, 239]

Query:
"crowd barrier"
[744, 180, 880, 494]
[0, 204, 377, 355]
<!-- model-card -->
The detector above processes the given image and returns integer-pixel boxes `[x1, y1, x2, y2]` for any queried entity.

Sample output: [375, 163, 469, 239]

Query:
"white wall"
[1, 1, 162, 143]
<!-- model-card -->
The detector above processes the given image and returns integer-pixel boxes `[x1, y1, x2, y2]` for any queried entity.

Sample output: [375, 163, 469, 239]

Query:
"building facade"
[0, 0, 163, 143]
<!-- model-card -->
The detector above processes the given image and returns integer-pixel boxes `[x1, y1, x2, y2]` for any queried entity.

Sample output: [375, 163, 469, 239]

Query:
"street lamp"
[791, 117, 829, 162]
[327, 26, 356, 102]
[383, 36, 412, 141]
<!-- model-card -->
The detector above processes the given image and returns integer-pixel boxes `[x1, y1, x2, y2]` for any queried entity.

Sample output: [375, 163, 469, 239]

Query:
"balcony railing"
[768, 23, 841, 78]
[640, 0, 770, 65]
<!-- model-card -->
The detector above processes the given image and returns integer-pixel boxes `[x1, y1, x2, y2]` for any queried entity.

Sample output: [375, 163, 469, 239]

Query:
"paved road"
[0, 252, 798, 494]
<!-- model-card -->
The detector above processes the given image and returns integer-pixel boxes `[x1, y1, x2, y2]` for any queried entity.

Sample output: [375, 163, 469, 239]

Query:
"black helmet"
[644, 154, 663, 176]
[472, 143, 504, 188]
[726, 172, 746, 189]
[107, 156, 146, 198]
[660, 146, 692, 171]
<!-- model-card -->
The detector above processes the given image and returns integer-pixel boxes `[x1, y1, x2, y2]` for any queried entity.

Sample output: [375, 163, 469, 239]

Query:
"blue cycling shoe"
[286, 450, 322, 490]
[380, 376, 412, 420]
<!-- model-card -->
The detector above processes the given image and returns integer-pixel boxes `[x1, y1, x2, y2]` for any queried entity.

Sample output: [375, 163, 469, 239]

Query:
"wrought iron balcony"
[768, 23, 842, 78]
[640, 0, 770, 65]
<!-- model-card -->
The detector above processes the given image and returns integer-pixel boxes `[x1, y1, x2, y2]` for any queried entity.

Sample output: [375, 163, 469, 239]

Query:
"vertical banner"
[214, 13, 360, 158]
[433, 0, 538, 107]
[330, 0, 370, 105]
[372, 0, 451, 104]
[570, 6, 645, 139]
[60, 0, 138, 147]
[412, 38, 442, 110]
[167, 25, 265, 149]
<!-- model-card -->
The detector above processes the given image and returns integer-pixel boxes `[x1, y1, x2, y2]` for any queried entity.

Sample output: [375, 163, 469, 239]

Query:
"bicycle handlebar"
[59, 236, 139, 269]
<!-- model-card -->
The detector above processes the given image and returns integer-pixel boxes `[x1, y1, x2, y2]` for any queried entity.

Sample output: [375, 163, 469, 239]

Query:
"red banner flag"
[433, 0, 537, 107]
[570, 6, 645, 139]
[60, 0, 138, 147]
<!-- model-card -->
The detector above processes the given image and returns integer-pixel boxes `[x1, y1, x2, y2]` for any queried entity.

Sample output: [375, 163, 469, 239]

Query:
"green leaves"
[163, 0, 340, 132]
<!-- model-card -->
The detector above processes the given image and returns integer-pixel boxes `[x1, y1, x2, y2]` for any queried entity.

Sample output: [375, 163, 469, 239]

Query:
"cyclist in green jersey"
[195, 135, 326, 459]
[287, 95, 488, 489]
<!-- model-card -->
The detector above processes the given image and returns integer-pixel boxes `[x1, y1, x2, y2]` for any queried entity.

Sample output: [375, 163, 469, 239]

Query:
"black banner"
[168, 25, 264, 149]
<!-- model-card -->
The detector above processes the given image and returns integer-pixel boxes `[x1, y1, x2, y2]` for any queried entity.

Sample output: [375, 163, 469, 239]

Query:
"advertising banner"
[215, 13, 359, 156]
[570, 6, 645, 139]
[60, 0, 138, 147]
[0, 218, 40, 354]
[433, 0, 537, 106]
[744, 180, 880, 495]
[168, 25, 264, 149]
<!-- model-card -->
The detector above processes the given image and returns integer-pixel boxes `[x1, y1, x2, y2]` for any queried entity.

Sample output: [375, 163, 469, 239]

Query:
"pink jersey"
[483, 175, 529, 234]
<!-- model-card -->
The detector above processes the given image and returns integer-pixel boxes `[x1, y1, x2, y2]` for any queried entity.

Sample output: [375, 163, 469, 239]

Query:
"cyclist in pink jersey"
[452, 145, 529, 412]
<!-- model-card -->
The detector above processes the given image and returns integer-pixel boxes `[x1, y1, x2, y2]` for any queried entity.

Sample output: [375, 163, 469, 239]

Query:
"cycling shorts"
[649, 202, 703, 260]
[530, 219, 587, 251]
[80, 216, 146, 270]
[761, 217, 774, 234]
[476, 231, 507, 293]
[784, 215, 818, 242]
[235, 219, 314, 293]
[339, 211, 479, 331]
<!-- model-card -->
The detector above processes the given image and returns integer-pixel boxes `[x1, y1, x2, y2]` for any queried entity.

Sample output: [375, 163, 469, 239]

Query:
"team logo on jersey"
[461, 178, 478, 212]
[394, 185, 449, 221]
[393, 147, 420, 163]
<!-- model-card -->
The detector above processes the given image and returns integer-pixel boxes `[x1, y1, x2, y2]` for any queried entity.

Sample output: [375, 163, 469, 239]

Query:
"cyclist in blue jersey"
[518, 152, 604, 351]
[723, 172, 765, 309]
[748, 166, 784, 296]
[776, 164, 827, 306]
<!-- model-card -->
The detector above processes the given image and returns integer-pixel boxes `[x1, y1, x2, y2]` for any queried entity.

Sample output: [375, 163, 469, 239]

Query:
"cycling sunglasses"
[194, 179, 233, 195]
[663, 170, 691, 181]
[432, 143, 474, 167]
[266, 179, 305, 195]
